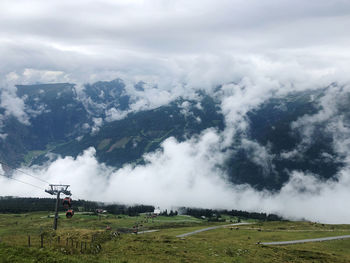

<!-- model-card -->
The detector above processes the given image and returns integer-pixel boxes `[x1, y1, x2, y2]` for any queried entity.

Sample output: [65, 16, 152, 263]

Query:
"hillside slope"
[0, 80, 348, 190]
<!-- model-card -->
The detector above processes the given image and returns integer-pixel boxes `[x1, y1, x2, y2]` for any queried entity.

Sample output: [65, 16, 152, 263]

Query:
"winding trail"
[176, 223, 250, 238]
[260, 235, 350, 246]
[137, 230, 159, 234]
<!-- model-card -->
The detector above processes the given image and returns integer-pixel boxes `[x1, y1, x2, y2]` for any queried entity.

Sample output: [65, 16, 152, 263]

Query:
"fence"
[0, 234, 105, 254]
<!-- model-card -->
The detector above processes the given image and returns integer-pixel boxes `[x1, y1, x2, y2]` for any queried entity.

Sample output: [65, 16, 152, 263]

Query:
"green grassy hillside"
[1, 212, 350, 262]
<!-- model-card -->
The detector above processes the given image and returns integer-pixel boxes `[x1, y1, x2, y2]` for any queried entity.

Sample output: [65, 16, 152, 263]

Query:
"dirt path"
[137, 230, 159, 234]
[176, 223, 250, 238]
[260, 235, 350, 245]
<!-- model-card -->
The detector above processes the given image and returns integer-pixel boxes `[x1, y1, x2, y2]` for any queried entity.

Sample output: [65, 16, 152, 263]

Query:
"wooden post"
[28, 235, 31, 247]
[57, 236, 60, 245]
[40, 234, 44, 248]
[80, 242, 83, 253]
[71, 238, 73, 247]
[66, 237, 68, 246]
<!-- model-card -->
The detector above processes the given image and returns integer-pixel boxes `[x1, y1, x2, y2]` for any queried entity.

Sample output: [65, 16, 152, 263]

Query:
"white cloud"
[291, 84, 350, 157]
[240, 139, 275, 175]
[105, 107, 129, 122]
[91, 117, 103, 134]
[22, 69, 70, 84]
[0, 86, 29, 125]
[0, 0, 349, 94]
[1, 128, 350, 223]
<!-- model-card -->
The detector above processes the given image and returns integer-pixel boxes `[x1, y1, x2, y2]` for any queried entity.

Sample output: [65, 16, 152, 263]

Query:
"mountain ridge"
[0, 80, 348, 191]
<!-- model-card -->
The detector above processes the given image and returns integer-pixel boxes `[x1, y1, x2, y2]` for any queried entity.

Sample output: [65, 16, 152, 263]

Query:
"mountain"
[226, 89, 345, 190]
[0, 80, 347, 190]
[0, 83, 89, 167]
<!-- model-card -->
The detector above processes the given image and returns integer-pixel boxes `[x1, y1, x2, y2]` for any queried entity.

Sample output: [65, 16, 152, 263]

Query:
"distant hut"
[153, 207, 161, 216]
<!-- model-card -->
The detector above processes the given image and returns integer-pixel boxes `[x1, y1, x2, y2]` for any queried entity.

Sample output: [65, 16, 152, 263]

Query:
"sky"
[1, 0, 350, 223]
[1, 0, 350, 86]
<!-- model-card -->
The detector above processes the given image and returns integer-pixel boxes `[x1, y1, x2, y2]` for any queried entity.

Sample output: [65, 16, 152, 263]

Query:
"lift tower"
[45, 184, 71, 230]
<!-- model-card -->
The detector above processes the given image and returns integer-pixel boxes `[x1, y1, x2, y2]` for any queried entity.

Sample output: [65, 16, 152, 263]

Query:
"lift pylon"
[45, 184, 71, 230]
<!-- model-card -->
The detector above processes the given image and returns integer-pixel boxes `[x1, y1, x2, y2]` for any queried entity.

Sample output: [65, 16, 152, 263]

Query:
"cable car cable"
[0, 160, 51, 185]
[0, 173, 45, 190]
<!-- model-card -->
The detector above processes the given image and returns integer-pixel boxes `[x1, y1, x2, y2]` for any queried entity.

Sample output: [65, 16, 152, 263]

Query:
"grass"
[0, 213, 350, 262]
[98, 139, 112, 151]
[107, 137, 132, 152]
[23, 150, 47, 165]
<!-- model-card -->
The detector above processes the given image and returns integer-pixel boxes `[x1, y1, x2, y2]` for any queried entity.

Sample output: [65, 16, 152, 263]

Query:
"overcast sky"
[1, 0, 350, 86]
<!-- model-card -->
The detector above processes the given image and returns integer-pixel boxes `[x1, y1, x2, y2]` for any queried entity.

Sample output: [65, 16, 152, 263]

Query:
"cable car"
[66, 209, 74, 218]
[62, 197, 72, 209]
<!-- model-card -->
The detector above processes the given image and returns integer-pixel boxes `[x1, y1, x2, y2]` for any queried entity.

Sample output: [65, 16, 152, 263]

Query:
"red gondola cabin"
[62, 197, 72, 209]
[66, 209, 74, 218]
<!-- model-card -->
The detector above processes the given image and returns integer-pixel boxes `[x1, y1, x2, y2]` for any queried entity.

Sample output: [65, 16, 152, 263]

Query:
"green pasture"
[0, 212, 350, 262]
